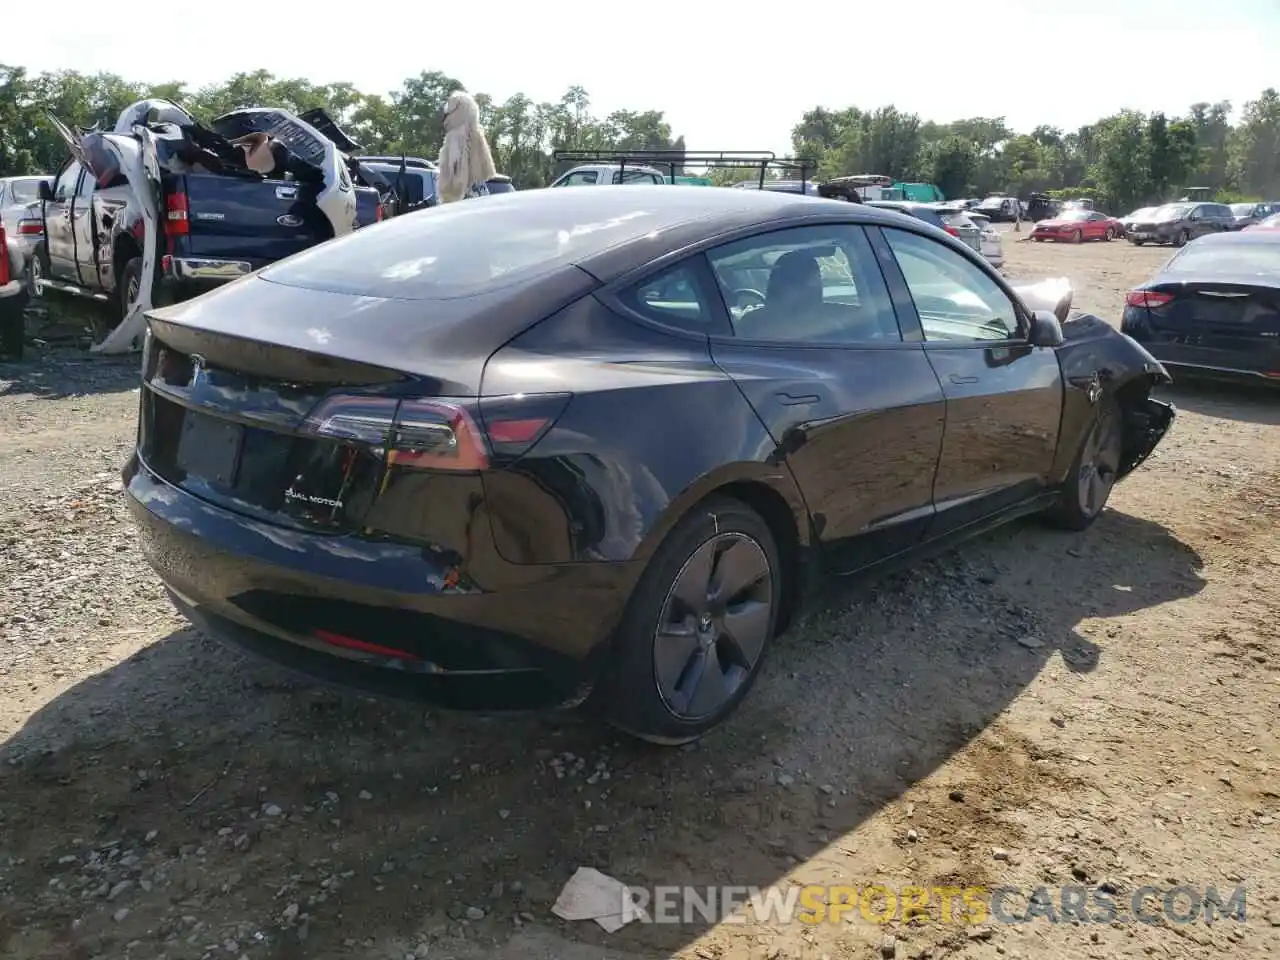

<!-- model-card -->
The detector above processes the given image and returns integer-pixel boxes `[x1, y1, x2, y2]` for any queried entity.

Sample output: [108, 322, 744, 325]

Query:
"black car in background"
[1127, 202, 1235, 246]
[1229, 202, 1280, 230]
[123, 187, 1175, 743]
[1121, 231, 1280, 386]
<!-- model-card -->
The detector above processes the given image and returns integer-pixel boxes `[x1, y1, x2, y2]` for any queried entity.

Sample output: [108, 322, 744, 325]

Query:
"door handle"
[776, 392, 819, 406]
[949, 374, 979, 385]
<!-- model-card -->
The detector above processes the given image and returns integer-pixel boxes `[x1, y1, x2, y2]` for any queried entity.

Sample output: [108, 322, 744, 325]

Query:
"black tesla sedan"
[1121, 231, 1280, 387]
[124, 186, 1175, 743]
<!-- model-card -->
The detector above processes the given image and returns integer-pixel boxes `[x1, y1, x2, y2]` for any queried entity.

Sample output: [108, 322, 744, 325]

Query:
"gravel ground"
[1, 229, 1277, 960]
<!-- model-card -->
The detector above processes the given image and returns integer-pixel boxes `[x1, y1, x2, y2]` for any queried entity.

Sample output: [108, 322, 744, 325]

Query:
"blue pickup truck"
[35, 101, 384, 339]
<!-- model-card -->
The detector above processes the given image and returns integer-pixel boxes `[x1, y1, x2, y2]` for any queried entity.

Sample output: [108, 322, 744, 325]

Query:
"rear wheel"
[1045, 395, 1124, 532]
[1104, 228, 1115, 241]
[1131, 239, 1145, 246]
[590, 496, 780, 744]
[117, 256, 142, 323]
[1173, 230, 1189, 248]
[1071, 229, 1084, 244]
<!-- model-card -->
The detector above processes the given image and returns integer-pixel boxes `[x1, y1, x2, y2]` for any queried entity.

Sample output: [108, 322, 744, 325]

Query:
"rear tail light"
[300, 392, 571, 472]
[165, 191, 190, 236]
[17, 221, 43, 236]
[0, 227, 9, 286]
[942, 224, 960, 237]
[1125, 290, 1173, 308]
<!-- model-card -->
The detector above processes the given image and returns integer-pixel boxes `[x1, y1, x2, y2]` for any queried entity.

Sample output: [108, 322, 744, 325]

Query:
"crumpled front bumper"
[1118, 397, 1175, 479]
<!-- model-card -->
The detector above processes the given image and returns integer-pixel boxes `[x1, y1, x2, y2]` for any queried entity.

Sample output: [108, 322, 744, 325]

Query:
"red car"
[1030, 209, 1122, 243]
[1244, 212, 1280, 232]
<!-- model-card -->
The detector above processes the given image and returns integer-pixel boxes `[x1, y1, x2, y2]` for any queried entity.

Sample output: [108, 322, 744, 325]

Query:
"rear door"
[875, 225, 1063, 537]
[702, 222, 946, 572]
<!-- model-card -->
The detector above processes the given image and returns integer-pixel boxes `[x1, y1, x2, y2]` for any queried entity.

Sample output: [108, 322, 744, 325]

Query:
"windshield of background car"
[1058, 210, 1090, 222]
[1153, 204, 1192, 221]
[978, 198, 1004, 209]
[1230, 203, 1257, 216]
[1163, 241, 1280, 276]
[9, 179, 45, 202]
[259, 198, 667, 299]
[1126, 208, 1155, 220]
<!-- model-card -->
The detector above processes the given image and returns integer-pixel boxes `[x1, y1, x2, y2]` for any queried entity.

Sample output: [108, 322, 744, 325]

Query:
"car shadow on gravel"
[0, 510, 1205, 958]
[0, 346, 139, 400]
[1156, 381, 1280, 426]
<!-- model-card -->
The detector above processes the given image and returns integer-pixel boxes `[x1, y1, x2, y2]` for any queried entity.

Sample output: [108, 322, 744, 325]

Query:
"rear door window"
[557, 170, 599, 186]
[705, 224, 901, 344]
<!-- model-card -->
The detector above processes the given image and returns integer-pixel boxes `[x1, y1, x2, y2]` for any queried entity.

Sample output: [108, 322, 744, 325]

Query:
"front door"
[874, 225, 1063, 538]
[43, 159, 86, 281]
[702, 222, 946, 572]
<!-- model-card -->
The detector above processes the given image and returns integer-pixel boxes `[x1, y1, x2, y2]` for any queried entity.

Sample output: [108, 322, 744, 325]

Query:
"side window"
[53, 161, 84, 201]
[558, 171, 599, 186]
[76, 170, 96, 198]
[618, 261, 713, 332]
[705, 224, 901, 344]
[883, 227, 1021, 342]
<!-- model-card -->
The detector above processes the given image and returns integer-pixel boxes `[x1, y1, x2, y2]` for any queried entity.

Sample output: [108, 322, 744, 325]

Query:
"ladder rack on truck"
[551, 150, 818, 191]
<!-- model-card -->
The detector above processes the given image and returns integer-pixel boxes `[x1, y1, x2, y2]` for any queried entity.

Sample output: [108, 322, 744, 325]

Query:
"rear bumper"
[1120, 309, 1280, 385]
[123, 453, 637, 710]
[158, 256, 255, 302]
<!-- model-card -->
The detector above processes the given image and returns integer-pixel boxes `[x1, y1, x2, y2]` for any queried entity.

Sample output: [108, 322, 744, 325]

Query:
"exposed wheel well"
[112, 234, 141, 289]
[706, 480, 805, 635]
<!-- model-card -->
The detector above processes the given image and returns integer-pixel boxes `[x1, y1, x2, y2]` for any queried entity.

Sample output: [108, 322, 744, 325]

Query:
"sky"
[3, 0, 1278, 156]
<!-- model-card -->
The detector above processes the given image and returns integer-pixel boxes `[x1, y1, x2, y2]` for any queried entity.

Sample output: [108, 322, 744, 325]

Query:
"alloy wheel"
[1077, 409, 1123, 518]
[653, 533, 773, 721]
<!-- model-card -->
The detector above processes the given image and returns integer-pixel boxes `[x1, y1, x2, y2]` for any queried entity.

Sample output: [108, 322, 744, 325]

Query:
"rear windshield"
[259, 195, 667, 299]
[1164, 241, 1280, 276]
[9, 178, 45, 202]
[939, 212, 976, 228]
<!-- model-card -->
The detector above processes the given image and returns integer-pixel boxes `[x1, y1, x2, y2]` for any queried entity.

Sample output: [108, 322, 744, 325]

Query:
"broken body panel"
[40, 99, 383, 354]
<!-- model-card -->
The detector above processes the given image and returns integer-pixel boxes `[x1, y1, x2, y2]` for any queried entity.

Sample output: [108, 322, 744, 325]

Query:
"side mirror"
[38, 181, 54, 202]
[1027, 310, 1065, 348]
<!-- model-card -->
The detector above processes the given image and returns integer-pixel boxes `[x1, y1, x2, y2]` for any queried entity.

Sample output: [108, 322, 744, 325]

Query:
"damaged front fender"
[1053, 312, 1176, 483]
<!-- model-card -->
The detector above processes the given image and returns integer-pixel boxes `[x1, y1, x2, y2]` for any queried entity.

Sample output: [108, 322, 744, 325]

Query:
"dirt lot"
[1, 230, 1277, 960]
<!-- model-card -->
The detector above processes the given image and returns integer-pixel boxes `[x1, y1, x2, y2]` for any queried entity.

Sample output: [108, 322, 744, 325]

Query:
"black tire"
[1131, 239, 1145, 246]
[588, 495, 781, 744]
[0, 292, 26, 360]
[1173, 230, 1189, 248]
[1104, 228, 1115, 242]
[1044, 395, 1124, 532]
[1071, 229, 1084, 244]
[116, 256, 143, 324]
